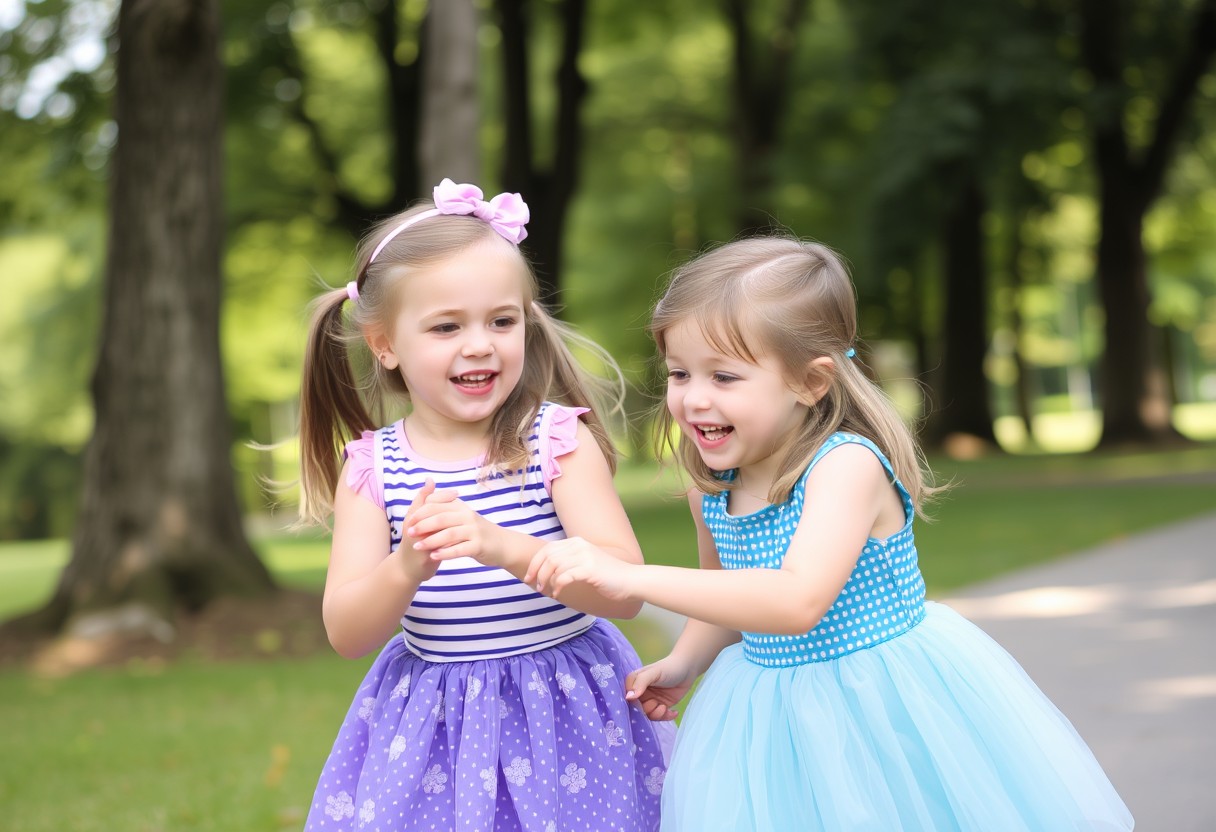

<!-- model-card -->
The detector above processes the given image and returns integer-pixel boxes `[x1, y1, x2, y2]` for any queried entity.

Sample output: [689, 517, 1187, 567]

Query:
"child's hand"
[625, 655, 697, 722]
[525, 537, 635, 602]
[406, 491, 503, 565]
[399, 478, 442, 582]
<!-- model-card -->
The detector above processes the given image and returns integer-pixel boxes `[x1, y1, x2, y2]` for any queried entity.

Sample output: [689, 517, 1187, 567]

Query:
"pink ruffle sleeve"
[539, 405, 591, 493]
[342, 431, 384, 509]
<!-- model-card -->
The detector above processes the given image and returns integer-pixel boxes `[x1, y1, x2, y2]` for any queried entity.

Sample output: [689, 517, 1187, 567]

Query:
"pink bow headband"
[347, 179, 529, 303]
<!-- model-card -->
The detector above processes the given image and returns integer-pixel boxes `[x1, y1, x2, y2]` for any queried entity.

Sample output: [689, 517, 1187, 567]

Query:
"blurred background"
[1, 0, 1214, 829]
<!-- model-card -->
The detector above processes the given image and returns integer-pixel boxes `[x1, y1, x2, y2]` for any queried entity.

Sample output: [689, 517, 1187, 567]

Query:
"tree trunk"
[1007, 220, 1036, 443]
[725, 0, 811, 234]
[925, 177, 997, 444]
[15, 0, 275, 637]
[497, 0, 589, 303]
[1078, 0, 1216, 446]
[1092, 178, 1174, 443]
[283, 0, 425, 235]
[420, 0, 479, 188]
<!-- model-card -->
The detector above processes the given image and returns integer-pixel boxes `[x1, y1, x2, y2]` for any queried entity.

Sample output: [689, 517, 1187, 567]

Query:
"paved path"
[943, 512, 1216, 831]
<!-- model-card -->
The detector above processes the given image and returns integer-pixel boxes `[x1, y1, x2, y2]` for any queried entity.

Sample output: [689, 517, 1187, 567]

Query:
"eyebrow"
[425, 304, 523, 318]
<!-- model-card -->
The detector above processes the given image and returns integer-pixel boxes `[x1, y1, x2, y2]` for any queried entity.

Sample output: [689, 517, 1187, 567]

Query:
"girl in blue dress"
[527, 235, 1133, 830]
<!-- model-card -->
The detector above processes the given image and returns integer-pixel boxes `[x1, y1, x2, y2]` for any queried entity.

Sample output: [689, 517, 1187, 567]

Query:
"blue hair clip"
[845, 347, 856, 359]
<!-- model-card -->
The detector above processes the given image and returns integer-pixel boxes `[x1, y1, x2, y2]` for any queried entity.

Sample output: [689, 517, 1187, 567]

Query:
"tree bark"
[1006, 218, 1037, 443]
[1079, 0, 1216, 446]
[14, 0, 275, 637]
[281, 0, 426, 235]
[497, 0, 589, 303]
[925, 176, 997, 444]
[420, 0, 480, 187]
[725, 0, 811, 234]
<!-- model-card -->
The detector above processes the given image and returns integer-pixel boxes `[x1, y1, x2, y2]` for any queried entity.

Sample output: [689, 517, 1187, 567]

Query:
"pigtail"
[298, 287, 377, 525]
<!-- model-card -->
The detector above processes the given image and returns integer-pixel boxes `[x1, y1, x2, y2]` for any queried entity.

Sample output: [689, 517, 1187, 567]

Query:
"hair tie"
[345, 281, 360, 303]
[368, 178, 530, 265]
[845, 347, 856, 359]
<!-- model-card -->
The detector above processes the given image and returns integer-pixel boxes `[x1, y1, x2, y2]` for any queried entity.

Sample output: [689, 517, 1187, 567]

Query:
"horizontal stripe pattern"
[381, 403, 595, 661]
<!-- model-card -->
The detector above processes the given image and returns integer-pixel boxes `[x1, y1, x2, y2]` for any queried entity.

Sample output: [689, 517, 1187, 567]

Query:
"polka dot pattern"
[304, 621, 671, 831]
[704, 432, 927, 668]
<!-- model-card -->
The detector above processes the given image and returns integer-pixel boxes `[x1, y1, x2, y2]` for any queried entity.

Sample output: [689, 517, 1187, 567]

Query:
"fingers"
[524, 539, 575, 587]
[625, 664, 659, 701]
[406, 498, 469, 539]
[641, 700, 678, 721]
[403, 478, 437, 525]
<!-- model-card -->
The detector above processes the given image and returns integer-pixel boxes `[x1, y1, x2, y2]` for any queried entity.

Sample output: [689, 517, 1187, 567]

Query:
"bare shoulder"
[804, 441, 890, 493]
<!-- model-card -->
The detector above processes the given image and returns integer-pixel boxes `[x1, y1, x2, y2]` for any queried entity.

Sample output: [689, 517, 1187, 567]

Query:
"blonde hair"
[650, 235, 938, 513]
[298, 203, 623, 525]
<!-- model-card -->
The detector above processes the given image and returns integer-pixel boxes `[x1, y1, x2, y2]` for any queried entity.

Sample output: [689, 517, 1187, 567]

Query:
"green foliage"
[2, 0, 1216, 533]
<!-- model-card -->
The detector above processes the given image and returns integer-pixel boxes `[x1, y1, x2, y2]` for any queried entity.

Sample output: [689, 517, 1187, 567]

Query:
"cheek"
[665, 387, 682, 416]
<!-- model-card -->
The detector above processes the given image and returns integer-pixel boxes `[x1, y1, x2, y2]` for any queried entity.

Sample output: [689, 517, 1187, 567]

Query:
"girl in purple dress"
[297, 179, 670, 831]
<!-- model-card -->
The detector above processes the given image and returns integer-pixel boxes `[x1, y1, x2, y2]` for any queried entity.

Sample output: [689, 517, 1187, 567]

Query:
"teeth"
[697, 425, 731, 440]
[457, 373, 492, 382]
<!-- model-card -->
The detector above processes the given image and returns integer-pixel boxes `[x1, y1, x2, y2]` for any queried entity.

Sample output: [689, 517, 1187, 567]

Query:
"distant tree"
[1073, 0, 1216, 445]
[496, 0, 590, 302]
[275, 0, 428, 236]
[852, 0, 1066, 446]
[724, 0, 811, 233]
[11, 0, 275, 638]
[420, 0, 480, 186]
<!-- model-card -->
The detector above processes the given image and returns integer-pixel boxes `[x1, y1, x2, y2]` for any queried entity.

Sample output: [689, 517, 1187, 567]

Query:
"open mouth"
[452, 372, 497, 390]
[695, 424, 734, 442]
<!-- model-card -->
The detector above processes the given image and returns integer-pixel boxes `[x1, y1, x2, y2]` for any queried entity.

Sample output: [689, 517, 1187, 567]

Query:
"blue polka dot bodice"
[703, 432, 927, 668]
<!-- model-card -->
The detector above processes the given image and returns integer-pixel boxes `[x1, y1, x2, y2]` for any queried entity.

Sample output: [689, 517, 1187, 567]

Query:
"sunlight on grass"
[1176, 402, 1216, 440]
[995, 412, 1101, 453]
[995, 403, 1216, 452]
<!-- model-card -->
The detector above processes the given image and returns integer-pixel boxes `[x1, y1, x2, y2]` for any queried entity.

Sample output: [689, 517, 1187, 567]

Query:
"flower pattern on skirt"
[305, 620, 671, 831]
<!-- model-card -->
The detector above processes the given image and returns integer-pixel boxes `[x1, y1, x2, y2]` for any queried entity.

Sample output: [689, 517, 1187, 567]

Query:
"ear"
[363, 327, 400, 371]
[796, 356, 835, 406]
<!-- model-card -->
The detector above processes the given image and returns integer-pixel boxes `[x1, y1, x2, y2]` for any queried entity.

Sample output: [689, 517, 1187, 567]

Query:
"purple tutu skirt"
[305, 620, 672, 831]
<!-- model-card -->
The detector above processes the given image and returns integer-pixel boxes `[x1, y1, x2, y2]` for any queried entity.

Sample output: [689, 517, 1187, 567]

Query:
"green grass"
[0, 653, 373, 832]
[0, 444, 1213, 830]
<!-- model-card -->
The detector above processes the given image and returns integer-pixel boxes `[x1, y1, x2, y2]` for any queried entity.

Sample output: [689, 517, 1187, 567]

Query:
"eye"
[712, 372, 739, 384]
[666, 369, 689, 382]
[430, 323, 459, 334]
[490, 316, 518, 329]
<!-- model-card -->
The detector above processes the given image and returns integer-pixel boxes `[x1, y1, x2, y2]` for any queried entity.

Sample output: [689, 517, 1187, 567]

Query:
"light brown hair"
[298, 203, 623, 525]
[650, 235, 938, 512]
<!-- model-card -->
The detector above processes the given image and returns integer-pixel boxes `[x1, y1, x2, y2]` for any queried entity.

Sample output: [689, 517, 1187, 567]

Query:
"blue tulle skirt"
[661, 602, 1133, 831]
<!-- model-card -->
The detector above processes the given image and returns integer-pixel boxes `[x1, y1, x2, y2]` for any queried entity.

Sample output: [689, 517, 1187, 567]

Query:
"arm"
[405, 420, 644, 619]
[621, 493, 740, 722]
[321, 468, 439, 658]
[534, 443, 898, 636]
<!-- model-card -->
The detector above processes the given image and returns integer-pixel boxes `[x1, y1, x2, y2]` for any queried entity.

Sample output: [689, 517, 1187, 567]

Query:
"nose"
[461, 327, 494, 357]
[683, 379, 712, 412]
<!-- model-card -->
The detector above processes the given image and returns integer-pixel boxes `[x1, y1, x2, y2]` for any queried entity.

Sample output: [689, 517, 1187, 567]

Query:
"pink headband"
[369, 178, 529, 266]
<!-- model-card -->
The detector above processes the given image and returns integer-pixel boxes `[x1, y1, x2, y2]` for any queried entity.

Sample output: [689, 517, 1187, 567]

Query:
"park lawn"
[0, 445, 1213, 830]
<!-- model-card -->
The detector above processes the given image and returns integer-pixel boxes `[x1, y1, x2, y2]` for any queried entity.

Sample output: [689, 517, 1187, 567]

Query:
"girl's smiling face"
[374, 240, 529, 445]
[662, 317, 810, 494]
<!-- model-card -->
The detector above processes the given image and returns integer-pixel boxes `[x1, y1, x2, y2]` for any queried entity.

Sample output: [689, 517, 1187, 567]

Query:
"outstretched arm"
[623, 503, 740, 721]
[404, 420, 644, 619]
[321, 470, 439, 658]
[531, 443, 898, 636]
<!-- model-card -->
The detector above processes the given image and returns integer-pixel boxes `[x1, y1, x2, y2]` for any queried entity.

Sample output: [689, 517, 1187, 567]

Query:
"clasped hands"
[402, 478, 633, 603]
[404, 480, 683, 721]
[403, 478, 503, 566]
